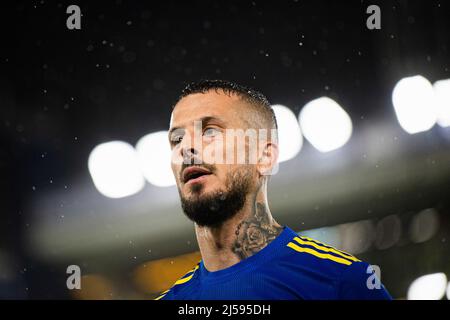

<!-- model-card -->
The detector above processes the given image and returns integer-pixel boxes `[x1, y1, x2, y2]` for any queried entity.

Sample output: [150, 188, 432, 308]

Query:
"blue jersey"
[156, 226, 392, 300]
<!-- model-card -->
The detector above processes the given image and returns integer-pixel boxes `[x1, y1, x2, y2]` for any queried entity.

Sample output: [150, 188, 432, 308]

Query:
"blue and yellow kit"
[156, 226, 392, 300]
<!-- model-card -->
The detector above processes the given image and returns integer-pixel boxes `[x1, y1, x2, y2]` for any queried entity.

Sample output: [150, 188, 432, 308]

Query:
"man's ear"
[257, 143, 279, 176]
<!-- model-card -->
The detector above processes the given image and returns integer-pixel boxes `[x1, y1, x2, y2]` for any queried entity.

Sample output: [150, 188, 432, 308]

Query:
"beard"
[179, 167, 253, 228]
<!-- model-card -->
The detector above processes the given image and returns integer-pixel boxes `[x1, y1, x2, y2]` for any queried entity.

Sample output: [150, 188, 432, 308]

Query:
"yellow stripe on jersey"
[154, 263, 200, 300]
[184, 264, 200, 276]
[154, 289, 169, 300]
[174, 273, 195, 285]
[286, 242, 353, 266]
[299, 236, 358, 260]
[293, 237, 360, 262]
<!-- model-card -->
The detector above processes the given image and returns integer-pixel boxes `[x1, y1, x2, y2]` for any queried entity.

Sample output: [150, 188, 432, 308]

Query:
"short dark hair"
[175, 79, 278, 130]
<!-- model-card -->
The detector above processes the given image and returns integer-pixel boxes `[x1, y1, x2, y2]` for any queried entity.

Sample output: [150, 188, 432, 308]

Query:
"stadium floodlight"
[88, 141, 145, 198]
[298, 97, 353, 152]
[136, 131, 176, 187]
[272, 104, 303, 162]
[433, 79, 450, 128]
[447, 281, 450, 300]
[392, 75, 438, 134]
[407, 272, 447, 300]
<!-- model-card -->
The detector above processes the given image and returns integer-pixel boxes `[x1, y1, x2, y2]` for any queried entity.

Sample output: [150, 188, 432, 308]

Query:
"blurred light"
[433, 79, 450, 127]
[88, 141, 145, 198]
[409, 208, 439, 244]
[392, 75, 437, 134]
[272, 104, 303, 162]
[339, 220, 375, 255]
[407, 273, 447, 300]
[133, 251, 201, 294]
[374, 215, 402, 250]
[136, 131, 176, 187]
[72, 274, 115, 300]
[447, 282, 450, 300]
[299, 226, 341, 249]
[298, 97, 352, 152]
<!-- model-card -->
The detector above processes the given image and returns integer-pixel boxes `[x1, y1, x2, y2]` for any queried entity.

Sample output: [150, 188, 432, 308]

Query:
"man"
[156, 80, 391, 300]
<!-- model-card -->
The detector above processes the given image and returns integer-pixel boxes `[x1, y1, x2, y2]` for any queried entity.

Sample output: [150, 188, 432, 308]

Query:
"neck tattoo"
[232, 202, 283, 260]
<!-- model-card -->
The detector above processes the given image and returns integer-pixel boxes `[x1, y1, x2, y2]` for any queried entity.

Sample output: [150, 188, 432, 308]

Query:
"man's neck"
[195, 192, 283, 272]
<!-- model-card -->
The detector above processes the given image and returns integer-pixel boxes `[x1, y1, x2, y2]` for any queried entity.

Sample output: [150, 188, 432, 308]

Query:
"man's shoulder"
[280, 228, 362, 273]
[276, 228, 391, 299]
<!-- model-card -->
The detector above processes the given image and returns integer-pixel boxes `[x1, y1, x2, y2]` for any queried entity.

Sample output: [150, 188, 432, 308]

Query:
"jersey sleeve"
[337, 261, 392, 300]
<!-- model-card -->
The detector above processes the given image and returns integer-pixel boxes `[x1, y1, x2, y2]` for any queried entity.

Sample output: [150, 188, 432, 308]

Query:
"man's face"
[168, 91, 259, 226]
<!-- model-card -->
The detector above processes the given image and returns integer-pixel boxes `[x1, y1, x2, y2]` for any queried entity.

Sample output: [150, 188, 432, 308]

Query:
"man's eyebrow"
[168, 116, 225, 137]
[200, 116, 226, 126]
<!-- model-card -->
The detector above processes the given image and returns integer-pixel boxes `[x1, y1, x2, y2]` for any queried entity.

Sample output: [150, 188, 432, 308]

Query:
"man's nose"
[182, 147, 197, 157]
[181, 147, 199, 164]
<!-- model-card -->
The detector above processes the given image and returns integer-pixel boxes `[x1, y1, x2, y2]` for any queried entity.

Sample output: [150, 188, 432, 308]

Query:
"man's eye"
[171, 135, 183, 144]
[203, 127, 220, 137]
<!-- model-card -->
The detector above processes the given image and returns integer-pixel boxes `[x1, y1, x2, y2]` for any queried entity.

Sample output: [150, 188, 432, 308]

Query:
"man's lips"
[182, 166, 212, 184]
[185, 174, 211, 185]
